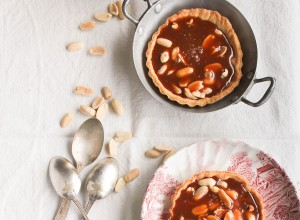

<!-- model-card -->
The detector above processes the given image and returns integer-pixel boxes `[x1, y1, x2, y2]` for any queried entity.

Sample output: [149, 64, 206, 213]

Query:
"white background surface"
[0, 0, 300, 219]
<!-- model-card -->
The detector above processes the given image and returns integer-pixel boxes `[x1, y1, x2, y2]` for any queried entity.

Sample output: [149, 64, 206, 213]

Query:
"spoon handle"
[80, 193, 97, 220]
[71, 196, 89, 220]
[54, 199, 71, 220]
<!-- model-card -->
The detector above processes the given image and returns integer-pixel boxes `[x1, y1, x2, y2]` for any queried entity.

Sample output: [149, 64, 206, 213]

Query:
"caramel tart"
[169, 171, 264, 220]
[146, 9, 243, 107]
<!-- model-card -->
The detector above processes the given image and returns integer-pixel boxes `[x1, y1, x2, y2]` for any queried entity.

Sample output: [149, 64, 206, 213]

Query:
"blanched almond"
[177, 54, 187, 65]
[91, 96, 104, 109]
[172, 22, 178, 29]
[109, 3, 119, 16]
[145, 149, 161, 158]
[193, 186, 209, 200]
[67, 41, 84, 52]
[204, 63, 222, 73]
[102, 86, 112, 100]
[80, 105, 96, 116]
[198, 178, 217, 187]
[192, 205, 208, 215]
[224, 210, 234, 220]
[89, 46, 105, 56]
[245, 212, 256, 220]
[96, 102, 108, 120]
[214, 208, 227, 217]
[184, 88, 197, 100]
[107, 138, 117, 156]
[205, 70, 215, 79]
[172, 84, 182, 94]
[203, 88, 212, 95]
[187, 187, 195, 193]
[158, 64, 167, 75]
[156, 38, 172, 48]
[248, 205, 255, 212]
[163, 149, 175, 162]
[218, 46, 227, 57]
[209, 186, 220, 193]
[79, 20, 96, 30]
[192, 91, 205, 99]
[154, 145, 173, 152]
[123, 168, 140, 183]
[117, 0, 125, 20]
[218, 189, 232, 208]
[115, 177, 126, 192]
[202, 34, 216, 49]
[60, 113, 73, 128]
[94, 12, 112, 21]
[179, 79, 190, 87]
[160, 51, 169, 63]
[215, 29, 223, 35]
[221, 69, 229, 78]
[114, 131, 132, 142]
[217, 180, 228, 188]
[188, 81, 204, 92]
[73, 86, 95, 96]
[234, 209, 243, 220]
[226, 189, 238, 200]
[112, 98, 124, 115]
[208, 202, 220, 211]
[172, 47, 180, 60]
[176, 67, 194, 78]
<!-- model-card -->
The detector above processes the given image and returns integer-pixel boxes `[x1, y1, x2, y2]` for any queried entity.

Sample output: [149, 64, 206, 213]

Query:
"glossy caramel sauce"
[170, 177, 261, 220]
[151, 17, 234, 98]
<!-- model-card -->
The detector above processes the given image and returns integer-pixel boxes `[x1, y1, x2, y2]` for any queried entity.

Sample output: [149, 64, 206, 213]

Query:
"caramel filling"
[170, 177, 261, 220]
[151, 17, 234, 100]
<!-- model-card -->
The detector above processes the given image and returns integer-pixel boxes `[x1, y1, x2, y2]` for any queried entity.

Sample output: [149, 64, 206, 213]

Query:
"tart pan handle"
[122, 0, 152, 25]
[241, 77, 276, 107]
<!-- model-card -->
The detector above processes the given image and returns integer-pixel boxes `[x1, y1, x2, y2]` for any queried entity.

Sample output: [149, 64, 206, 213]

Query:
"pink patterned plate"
[141, 139, 300, 220]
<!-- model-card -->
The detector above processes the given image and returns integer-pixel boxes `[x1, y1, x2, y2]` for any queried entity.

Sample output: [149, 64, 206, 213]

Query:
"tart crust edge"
[146, 8, 243, 107]
[168, 171, 265, 220]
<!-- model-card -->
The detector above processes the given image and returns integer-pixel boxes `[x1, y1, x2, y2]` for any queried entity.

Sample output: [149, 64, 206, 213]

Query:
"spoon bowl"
[72, 118, 104, 171]
[49, 157, 89, 220]
[86, 157, 119, 199]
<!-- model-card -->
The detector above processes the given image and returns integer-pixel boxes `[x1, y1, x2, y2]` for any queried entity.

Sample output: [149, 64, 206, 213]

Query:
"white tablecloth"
[0, 0, 300, 219]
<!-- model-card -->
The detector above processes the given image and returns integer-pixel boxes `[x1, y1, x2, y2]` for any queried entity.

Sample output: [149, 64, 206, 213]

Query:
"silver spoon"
[82, 157, 119, 217]
[54, 118, 104, 220]
[49, 157, 89, 220]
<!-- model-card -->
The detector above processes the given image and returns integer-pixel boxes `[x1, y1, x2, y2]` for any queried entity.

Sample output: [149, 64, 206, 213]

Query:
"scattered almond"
[79, 20, 96, 30]
[221, 69, 229, 78]
[209, 186, 220, 194]
[215, 29, 223, 35]
[192, 91, 205, 99]
[89, 46, 105, 56]
[66, 41, 84, 52]
[145, 149, 161, 158]
[79, 105, 96, 116]
[172, 22, 178, 29]
[115, 177, 126, 192]
[188, 81, 204, 92]
[123, 168, 140, 183]
[218, 189, 232, 208]
[234, 209, 243, 220]
[207, 215, 219, 220]
[91, 96, 104, 109]
[217, 180, 228, 188]
[172, 84, 182, 94]
[114, 131, 132, 142]
[163, 149, 175, 162]
[117, 0, 125, 20]
[73, 86, 95, 96]
[154, 145, 173, 152]
[60, 113, 73, 128]
[245, 212, 256, 220]
[226, 189, 238, 200]
[218, 46, 227, 57]
[112, 98, 124, 115]
[202, 34, 216, 49]
[102, 86, 112, 100]
[179, 79, 190, 87]
[203, 88, 212, 95]
[94, 12, 113, 21]
[248, 205, 255, 212]
[171, 47, 180, 60]
[109, 3, 119, 16]
[96, 102, 108, 120]
[107, 138, 117, 156]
